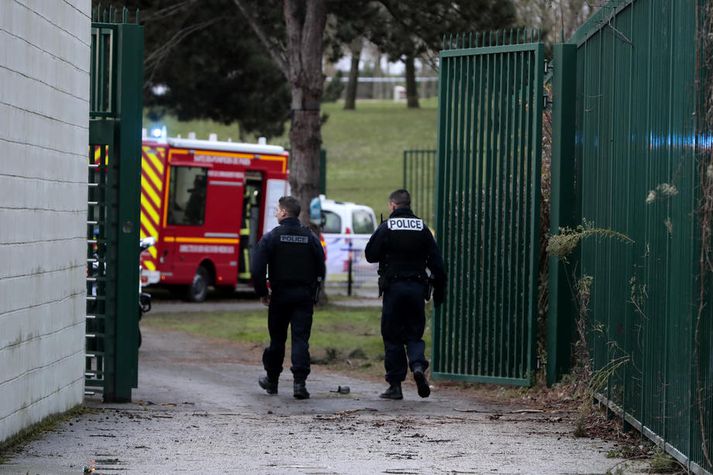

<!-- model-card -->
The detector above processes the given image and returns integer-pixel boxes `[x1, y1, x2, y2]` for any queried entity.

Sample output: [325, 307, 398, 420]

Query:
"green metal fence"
[433, 32, 544, 385]
[86, 7, 144, 402]
[548, 0, 713, 471]
[403, 149, 436, 226]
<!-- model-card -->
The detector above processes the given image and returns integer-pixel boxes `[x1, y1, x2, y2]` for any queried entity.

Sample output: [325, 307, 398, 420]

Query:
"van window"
[168, 166, 208, 226]
[352, 209, 375, 234]
[322, 210, 341, 233]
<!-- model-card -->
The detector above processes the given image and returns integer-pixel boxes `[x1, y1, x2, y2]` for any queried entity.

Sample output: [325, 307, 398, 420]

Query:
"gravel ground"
[2, 324, 626, 475]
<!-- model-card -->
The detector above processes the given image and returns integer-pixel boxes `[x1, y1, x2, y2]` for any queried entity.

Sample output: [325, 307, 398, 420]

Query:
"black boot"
[413, 366, 430, 398]
[379, 383, 403, 400]
[293, 382, 310, 400]
[258, 375, 278, 395]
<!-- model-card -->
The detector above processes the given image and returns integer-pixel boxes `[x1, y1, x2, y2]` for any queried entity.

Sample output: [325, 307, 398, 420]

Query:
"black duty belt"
[388, 274, 426, 283]
[270, 280, 315, 290]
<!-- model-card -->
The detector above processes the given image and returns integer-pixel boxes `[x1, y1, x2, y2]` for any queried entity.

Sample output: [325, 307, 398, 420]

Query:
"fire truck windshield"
[168, 166, 208, 226]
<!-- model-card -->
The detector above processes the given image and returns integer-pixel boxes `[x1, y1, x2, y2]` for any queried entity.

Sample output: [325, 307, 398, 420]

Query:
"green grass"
[320, 99, 438, 216]
[144, 99, 438, 217]
[144, 304, 433, 371]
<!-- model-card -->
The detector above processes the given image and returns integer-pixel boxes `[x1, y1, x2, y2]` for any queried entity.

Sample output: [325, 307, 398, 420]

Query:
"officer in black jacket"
[365, 189, 445, 400]
[251, 196, 326, 399]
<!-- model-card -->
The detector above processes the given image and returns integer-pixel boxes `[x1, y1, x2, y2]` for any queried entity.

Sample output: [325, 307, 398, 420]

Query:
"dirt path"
[2, 327, 625, 474]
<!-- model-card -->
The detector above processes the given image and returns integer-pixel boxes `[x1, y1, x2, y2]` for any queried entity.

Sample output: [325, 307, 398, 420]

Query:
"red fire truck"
[139, 134, 290, 301]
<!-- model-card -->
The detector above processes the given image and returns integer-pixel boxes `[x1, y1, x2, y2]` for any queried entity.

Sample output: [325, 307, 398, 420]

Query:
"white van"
[319, 195, 377, 235]
[318, 195, 378, 287]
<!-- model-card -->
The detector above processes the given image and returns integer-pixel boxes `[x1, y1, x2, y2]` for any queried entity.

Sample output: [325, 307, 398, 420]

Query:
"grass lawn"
[320, 99, 438, 217]
[144, 304, 433, 377]
[144, 98, 438, 218]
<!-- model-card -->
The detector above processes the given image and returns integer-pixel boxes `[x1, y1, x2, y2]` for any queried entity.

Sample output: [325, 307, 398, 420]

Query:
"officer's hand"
[260, 295, 270, 306]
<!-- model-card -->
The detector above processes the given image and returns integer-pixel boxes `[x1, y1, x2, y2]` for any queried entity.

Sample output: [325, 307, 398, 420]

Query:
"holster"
[313, 279, 322, 304]
[378, 275, 388, 297]
[424, 277, 434, 301]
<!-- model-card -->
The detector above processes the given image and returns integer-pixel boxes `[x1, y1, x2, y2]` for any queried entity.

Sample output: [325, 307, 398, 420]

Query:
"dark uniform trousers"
[382, 280, 429, 383]
[262, 285, 313, 384]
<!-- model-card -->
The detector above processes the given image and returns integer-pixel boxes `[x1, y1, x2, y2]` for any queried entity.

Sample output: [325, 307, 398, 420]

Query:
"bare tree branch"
[377, 0, 423, 47]
[140, 0, 198, 23]
[232, 0, 289, 78]
[144, 18, 221, 87]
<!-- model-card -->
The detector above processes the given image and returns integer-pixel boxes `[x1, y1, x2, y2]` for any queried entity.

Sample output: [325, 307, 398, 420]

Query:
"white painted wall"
[0, 0, 90, 443]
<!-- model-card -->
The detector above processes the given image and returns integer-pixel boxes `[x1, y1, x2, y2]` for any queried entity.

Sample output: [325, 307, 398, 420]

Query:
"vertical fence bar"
[480, 45, 490, 374]
[402, 150, 407, 192]
[98, 30, 106, 112]
[433, 47, 449, 374]
[515, 42, 526, 378]
[463, 52, 476, 374]
[501, 47, 513, 377]
[455, 40, 468, 374]
[493, 31, 503, 377]
[547, 43, 578, 385]
[471, 44, 483, 376]
[481, 39, 492, 376]
[452, 48, 463, 374]
[520, 48, 531, 380]
[109, 22, 144, 401]
[527, 43, 543, 382]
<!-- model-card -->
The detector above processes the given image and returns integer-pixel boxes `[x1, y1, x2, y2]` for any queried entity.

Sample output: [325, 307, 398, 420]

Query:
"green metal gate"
[433, 32, 544, 385]
[403, 149, 436, 226]
[86, 7, 144, 402]
[547, 0, 713, 471]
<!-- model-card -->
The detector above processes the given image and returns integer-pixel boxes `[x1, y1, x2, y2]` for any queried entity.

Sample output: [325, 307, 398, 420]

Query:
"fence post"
[347, 240, 353, 296]
[107, 21, 144, 402]
[402, 150, 408, 192]
[547, 43, 578, 386]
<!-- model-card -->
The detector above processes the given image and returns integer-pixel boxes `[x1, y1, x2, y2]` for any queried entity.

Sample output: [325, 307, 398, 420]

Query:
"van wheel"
[187, 266, 209, 302]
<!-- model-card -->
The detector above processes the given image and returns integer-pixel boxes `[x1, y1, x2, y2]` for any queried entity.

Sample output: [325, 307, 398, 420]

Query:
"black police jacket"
[251, 217, 326, 297]
[364, 207, 446, 303]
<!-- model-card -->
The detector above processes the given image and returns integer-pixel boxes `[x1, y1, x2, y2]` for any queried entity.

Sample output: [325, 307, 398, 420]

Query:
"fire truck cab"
[139, 134, 289, 301]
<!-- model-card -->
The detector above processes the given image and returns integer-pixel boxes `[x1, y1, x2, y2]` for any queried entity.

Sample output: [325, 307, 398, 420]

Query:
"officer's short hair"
[389, 189, 411, 208]
[278, 196, 301, 217]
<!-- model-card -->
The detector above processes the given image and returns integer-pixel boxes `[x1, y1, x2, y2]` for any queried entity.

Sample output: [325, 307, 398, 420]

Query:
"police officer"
[252, 196, 326, 399]
[365, 189, 445, 400]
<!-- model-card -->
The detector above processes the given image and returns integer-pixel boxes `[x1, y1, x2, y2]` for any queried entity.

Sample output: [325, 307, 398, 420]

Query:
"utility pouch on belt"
[378, 275, 387, 297]
[313, 278, 322, 304]
[424, 277, 434, 301]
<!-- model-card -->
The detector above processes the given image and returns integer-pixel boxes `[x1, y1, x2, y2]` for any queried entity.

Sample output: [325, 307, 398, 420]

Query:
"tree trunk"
[284, 0, 327, 224]
[344, 38, 362, 110]
[404, 54, 419, 109]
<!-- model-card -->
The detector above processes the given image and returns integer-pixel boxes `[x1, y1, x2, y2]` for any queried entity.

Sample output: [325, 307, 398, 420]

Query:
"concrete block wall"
[0, 0, 90, 443]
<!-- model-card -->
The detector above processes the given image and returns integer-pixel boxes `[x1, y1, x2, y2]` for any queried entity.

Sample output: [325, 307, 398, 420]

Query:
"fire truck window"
[168, 166, 207, 226]
[321, 210, 341, 234]
[352, 209, 375, 234]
